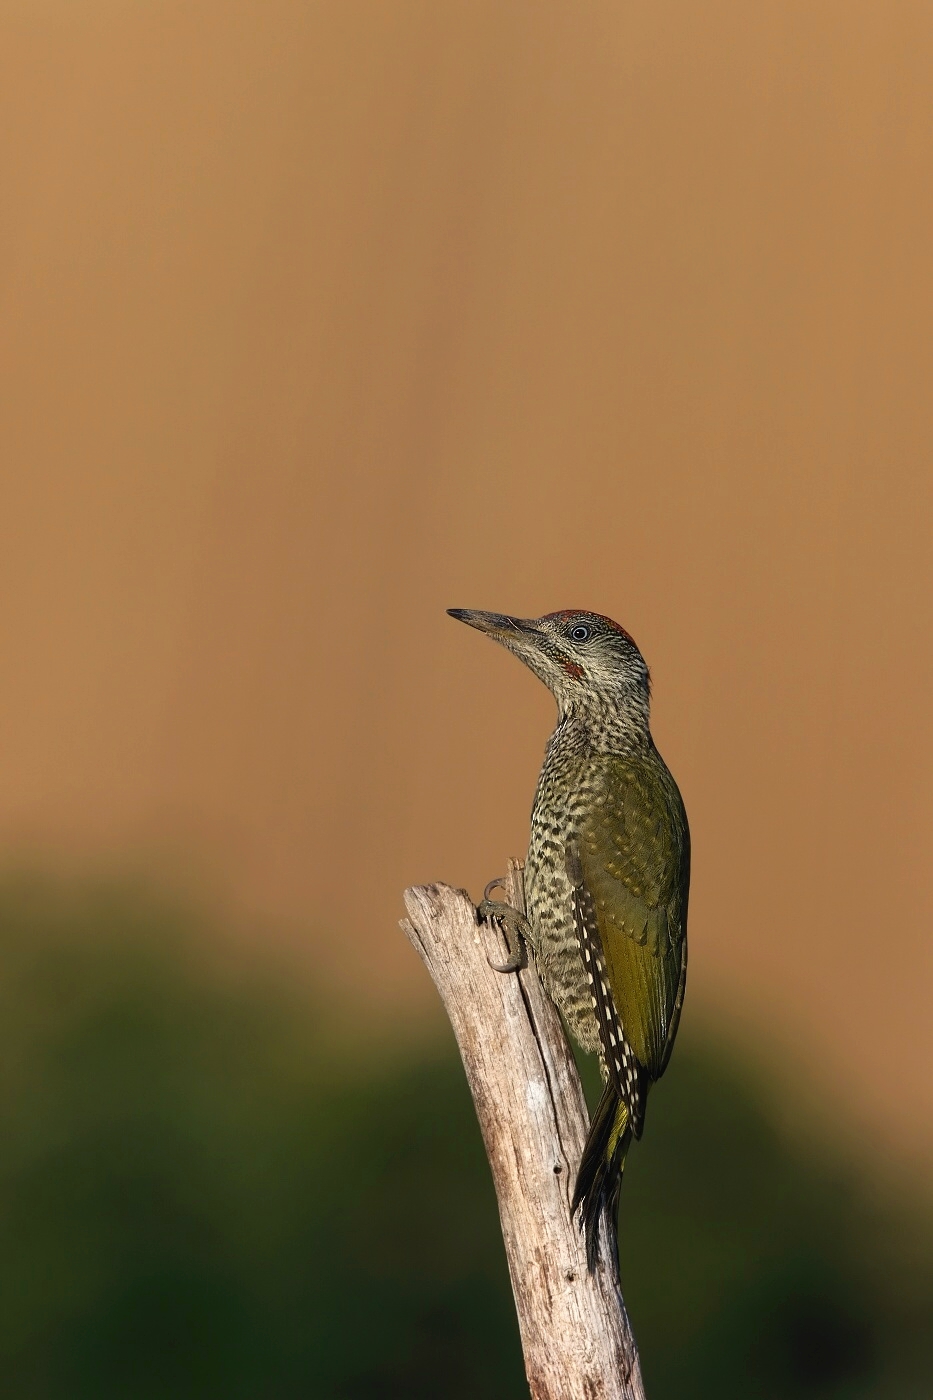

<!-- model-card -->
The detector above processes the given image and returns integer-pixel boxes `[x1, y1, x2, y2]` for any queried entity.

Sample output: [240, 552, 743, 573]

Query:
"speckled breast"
[524, 747, 604, 1057]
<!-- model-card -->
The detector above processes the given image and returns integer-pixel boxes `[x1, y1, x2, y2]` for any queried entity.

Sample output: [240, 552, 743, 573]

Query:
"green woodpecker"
[448, 608, 689, 1269]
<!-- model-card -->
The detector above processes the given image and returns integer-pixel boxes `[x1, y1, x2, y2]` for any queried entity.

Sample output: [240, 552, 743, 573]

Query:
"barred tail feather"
[572, 1084, 631, 1273]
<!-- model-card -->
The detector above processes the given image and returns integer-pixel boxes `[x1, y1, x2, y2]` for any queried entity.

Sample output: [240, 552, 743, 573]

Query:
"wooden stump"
[401, 861, 646, 1400]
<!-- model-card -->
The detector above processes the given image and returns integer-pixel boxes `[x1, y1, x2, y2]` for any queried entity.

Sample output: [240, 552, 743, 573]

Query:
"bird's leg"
[478, 877, 532, 973]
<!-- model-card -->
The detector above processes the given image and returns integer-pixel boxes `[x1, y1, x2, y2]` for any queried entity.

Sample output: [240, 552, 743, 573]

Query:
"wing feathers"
[575, 756, 688, 1082]
[566, 843, 645, 1137]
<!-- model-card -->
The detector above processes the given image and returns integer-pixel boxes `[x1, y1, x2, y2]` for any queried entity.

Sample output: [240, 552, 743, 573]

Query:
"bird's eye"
[570, 624, 591, 642]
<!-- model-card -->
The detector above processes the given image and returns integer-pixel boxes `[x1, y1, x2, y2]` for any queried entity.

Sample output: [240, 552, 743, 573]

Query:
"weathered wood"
[401, 861, 646, 1400]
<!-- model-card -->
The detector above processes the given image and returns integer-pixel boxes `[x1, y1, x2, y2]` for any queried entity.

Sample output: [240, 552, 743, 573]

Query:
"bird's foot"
[478, 877, 531, 972]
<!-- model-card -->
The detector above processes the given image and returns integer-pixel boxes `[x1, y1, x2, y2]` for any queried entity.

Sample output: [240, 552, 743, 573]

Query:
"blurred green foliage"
[0, 876, 930, 1398]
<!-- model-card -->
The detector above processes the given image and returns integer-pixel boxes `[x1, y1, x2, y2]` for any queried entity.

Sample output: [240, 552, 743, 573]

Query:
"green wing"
[577, 753, 689, 1083]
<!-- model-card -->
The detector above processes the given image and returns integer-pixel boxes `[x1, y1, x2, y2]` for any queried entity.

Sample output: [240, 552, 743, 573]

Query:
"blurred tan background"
[1, 0, 931, 1168]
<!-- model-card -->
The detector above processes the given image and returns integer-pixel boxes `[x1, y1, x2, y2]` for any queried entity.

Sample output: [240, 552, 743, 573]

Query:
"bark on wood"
[401, 861, 647, 1400]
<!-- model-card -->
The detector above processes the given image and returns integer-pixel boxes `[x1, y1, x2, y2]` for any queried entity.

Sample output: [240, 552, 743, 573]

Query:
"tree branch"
[401, 861, 646, 1400]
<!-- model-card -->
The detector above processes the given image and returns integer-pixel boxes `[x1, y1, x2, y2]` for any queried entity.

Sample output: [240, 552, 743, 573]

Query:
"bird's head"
[447, 607, 651, 730]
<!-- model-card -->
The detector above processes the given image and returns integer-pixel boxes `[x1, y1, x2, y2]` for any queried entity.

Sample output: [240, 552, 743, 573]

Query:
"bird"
[447, 607, 689, 1270]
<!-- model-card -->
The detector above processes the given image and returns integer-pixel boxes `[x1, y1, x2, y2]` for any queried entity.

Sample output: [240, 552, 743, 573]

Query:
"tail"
[571, 1084, 632, 1274]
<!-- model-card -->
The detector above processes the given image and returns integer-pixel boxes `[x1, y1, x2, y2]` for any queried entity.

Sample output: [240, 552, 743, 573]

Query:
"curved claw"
[484, 876, 508, 902]
[487, 951, 523, 973]
[478, 896, 529, 974]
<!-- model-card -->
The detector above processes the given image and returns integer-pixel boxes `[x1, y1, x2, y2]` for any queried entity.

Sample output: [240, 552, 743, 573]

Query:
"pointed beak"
[446, 609, 540, 641]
